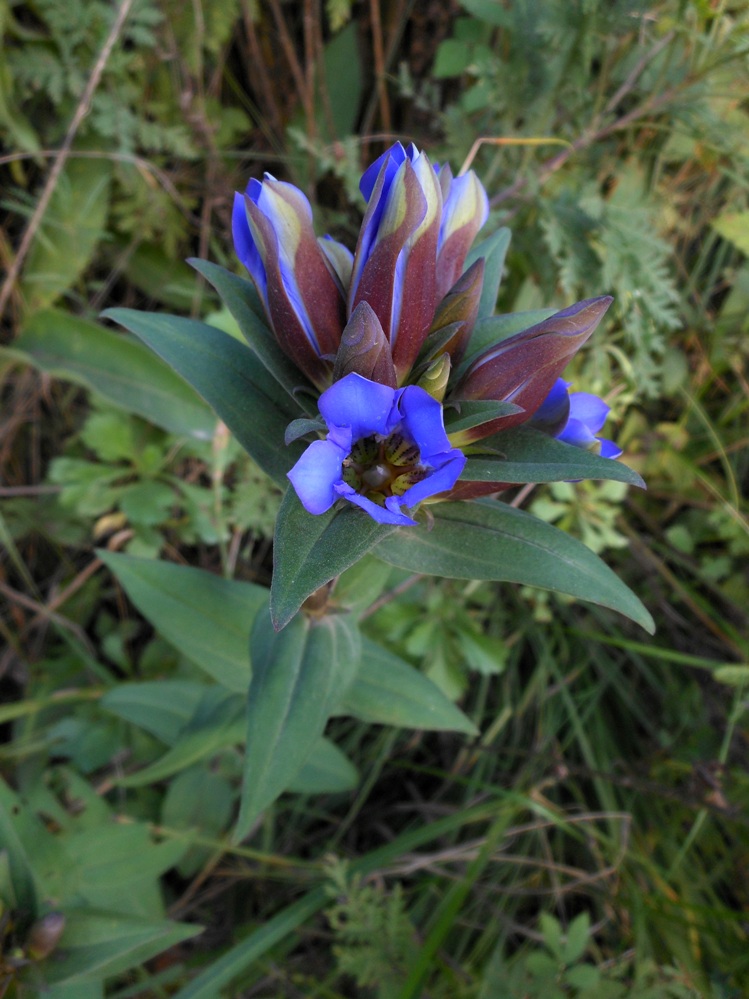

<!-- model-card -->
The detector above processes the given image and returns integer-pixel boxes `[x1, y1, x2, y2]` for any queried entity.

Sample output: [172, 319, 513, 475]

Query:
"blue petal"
[247, 177, 264, 203]
[397, 385, 451, 458]
[568, 392, 610, 435]
[319, 373, 396, 440]
[558, 417, 598, 450]
[232, 192, 266, 301]
[359, 142, 407, 201]
[599, 438, 622, 459]
[399, 450, 466, 507]
[334, 482, 417, 526]
[287, 439, 346, 515]
[535, 378, 570, 420]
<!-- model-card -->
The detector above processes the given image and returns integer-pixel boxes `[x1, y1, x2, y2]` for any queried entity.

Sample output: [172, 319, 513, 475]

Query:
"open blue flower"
[287, 373, 466, 526]
[532, 379, 622, 458]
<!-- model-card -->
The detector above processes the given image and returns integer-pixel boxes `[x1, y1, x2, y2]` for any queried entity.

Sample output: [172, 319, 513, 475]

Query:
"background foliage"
[1, 0, 748, 995]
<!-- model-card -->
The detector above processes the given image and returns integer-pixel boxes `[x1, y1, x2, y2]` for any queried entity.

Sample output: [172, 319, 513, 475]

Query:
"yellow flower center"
[342, 432, 427, 501]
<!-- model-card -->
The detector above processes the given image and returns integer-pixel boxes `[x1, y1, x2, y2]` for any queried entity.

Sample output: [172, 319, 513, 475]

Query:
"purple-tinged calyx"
[287, 372, 466, 526]
[453, 297, 613, 441]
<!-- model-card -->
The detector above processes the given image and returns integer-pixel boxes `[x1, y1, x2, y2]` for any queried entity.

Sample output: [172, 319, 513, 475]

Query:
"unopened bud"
[26, 913, 66, 960]
[417, 353, 451, 402]
[332, 302, 397, 387]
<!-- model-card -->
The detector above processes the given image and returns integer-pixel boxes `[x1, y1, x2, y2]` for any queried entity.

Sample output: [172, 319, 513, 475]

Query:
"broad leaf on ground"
[4, 310, 214, 438]
[98, 552, 266, 692]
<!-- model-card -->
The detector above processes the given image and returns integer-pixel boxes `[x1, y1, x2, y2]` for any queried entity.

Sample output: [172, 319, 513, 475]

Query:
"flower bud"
[435, 164, 490, 301]
[453, 297, 613, 441]
[26, 913, 66, 960]
[233, 176, 346, 387]
[417, 353, 451, 402]
[349, 143, 442, 383]
[428, 258, 485, 366]
[333, 302, 397, 387]
[319, 235, 353, 294]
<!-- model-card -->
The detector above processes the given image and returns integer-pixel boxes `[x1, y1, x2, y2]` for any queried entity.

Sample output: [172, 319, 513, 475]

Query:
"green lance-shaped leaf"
[461, 425, 645, 487]
[101, 309, 302, 485]
[286, 737, 359, 794]
[117, 690, 245, 788]
[270, 489, 396, 631]
[444, 399, 522, 437]
[0, 776, 42, 917]
[236, 605, 361, 839]
[463, 226, 511, 321]
[338, 638, 478, 734]
[188, 258, 314, 410]
[4, 309, 214, 438]
[98, 552, 266, 692]
[101, 681, 209, 746]
[44, 910, 200, 987]
[375, 499, 654, 633]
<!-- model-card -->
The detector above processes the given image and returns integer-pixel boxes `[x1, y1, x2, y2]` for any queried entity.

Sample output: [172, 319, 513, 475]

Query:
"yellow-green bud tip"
[417, 353, 451, 402]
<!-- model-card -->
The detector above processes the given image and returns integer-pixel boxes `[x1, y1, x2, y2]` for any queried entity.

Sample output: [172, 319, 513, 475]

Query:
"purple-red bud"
[349, 147, 442, 383]
[453, 296, 613, 440]
[436, 165, 490, 302]
[332, 301, 397, 387]
[233, 177, 346, 387]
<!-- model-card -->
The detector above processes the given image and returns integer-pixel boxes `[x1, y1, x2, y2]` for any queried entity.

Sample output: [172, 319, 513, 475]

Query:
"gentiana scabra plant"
[105, 140, 653, 835]
[231, 143, 625, 519]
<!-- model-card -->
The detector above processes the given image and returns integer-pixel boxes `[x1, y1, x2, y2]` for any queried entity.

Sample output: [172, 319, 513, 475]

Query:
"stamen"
[341, 462, 362, 489]
[384, 432, 420, 467]
[349, 435, 379, 465]
[390, 469, 428, 496]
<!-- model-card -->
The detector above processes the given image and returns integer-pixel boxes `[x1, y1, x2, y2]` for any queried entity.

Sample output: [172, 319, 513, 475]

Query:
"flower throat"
[341, 431, 428, 505]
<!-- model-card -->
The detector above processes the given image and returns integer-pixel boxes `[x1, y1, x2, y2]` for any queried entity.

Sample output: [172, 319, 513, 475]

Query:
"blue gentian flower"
[532, 379, 622, 458]
[287, 372, 466, 526]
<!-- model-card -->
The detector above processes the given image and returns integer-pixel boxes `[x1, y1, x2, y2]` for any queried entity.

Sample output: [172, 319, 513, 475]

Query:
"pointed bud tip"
[417, 353, 451, 402]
